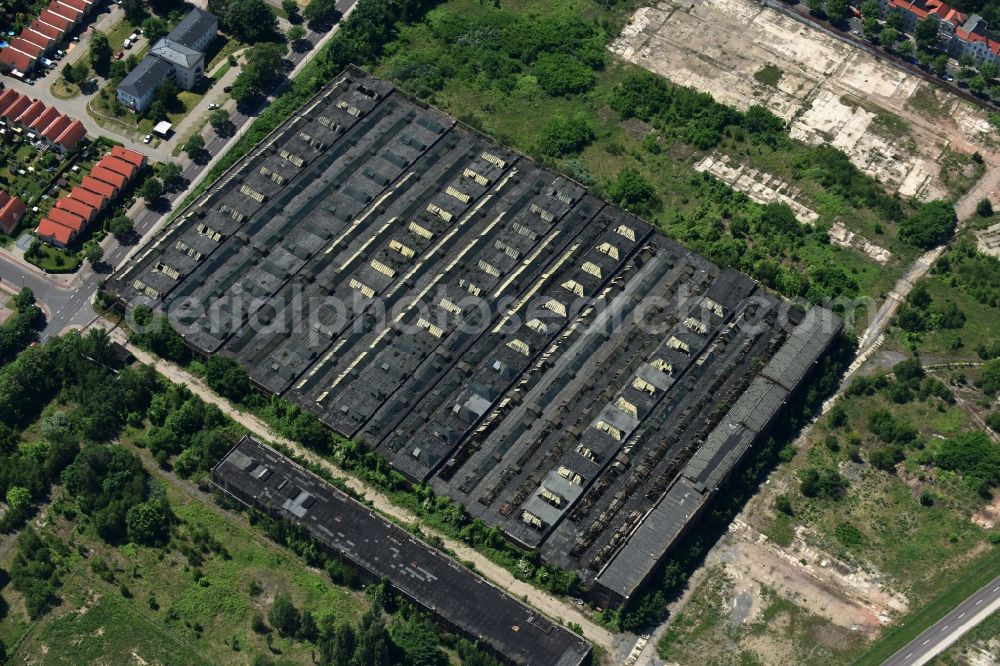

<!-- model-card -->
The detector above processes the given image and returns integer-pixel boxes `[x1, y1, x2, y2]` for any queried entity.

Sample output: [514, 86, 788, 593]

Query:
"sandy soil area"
[610, 0, 1000, 202]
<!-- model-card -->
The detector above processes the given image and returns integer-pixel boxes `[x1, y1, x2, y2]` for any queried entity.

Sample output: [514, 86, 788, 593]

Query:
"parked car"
[123, 38, 131, 49]
[143, 134, 151, 144]
[55, 49, 64, 58]
[115, 51, 124, 60]
[71, 36, 79, 42]
[223, 85, 232, 93]
[208, 102, 219, 109]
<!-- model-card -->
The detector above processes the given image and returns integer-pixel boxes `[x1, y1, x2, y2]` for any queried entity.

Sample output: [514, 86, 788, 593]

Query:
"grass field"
[655, 568, 867, 665]
[851, 548, 1000, 665]
[754, 384, 995, 603]
[1, 445, 368, 664]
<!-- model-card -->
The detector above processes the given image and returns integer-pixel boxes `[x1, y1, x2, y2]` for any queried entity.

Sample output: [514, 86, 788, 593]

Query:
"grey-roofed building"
[213, 436, 592, 666]
[109, 68, 844, 611]
[116, 7, 217, 112]
[116, 56, 174, 113]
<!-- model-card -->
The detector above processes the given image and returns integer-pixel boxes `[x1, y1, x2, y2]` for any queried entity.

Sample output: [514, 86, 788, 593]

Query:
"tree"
[268, 594, 300, 636]
[184, 133, 205, 157]
[303, 0, 338, 25]
[13, 287, 35, 311]
[799, 467, 848, 499]
[84, 243, 103, 267]
[209, 108, 231, 134]
[72, 60, 89, 83]
[125, 500, 169, 545]
[142, 16, 169, 43]
[393, 616, 447, 666]
[159, 161, 183, 188]
[977, 197, 994, 217]
[223, 0, 278, 42]
[806, 0, 824, 15]
[156, 79, 180, 110]
[934, 430, 1000, 495]
[863, 16, 879, 41]
[245, 42, 287, 89]
[881, 27, 899, 50]
[825, 0, 848, 22]
[915, 18, 939, 50]
[146, 100, 168, 123]
[122, 0, 147, 23]
[885, 12, 904, 31]
[933, 54, 949, 76]
[533, 53, 595, 96]
[6, 485, 31, 513]
[90, 31, 112, 73]
[537, 113, 594, 157]
[281, 0, 299, 18]
[978, 358, 1000, 394]
[109, 214, 134, 240]
[773, 494, 794, 516]
[607, 169, 656, 213]
[860, 0, 879, 17]
[970, 74, 987, 94]
[287, 24, 306, 44]
[982, 62, 999, 80]
[230, 71, 258, 104]
[899, 200, 956, 249]
[62, 62, 77, 83]
[138, 177, 163, 202]
[897, 39, 914, 58]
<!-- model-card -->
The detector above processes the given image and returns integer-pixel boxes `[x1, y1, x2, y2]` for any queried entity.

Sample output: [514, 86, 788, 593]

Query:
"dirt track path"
[118, 338, 618, 654]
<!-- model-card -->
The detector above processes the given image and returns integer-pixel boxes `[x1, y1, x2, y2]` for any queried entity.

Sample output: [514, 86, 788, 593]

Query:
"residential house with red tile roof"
[16, 99, 46, 128]
[30, 19, 63, 41]
[45, 0, 78, 24]
[80, 176, 117, 200]
[0, 47, 35, 73]
[882, 0, 1000, 65]
[46, 206, 86, 234]
[53, 119, 86, 152]
[56, 197, 96, 224]
[38, 9, 72, 34]
[90, 165, 127, 191]
[53, 0, 84, 20]
[28, 106, 61, 132]
[21, 29, 55, 51]
[0, 89, 20, 115]
[69, 187, 108, 211]
[98, 156, 138, 180]
[39, 114, 70, 140]
[9, 37, 44, 59]
[36, 218, 75, 247]
[1, 95, 31, 122]
[0, 191, 26, 235]
[110, 145, 147, 169]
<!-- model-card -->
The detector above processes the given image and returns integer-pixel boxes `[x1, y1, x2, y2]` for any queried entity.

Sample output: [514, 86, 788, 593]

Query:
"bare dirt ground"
[610, 0, 1000, 203]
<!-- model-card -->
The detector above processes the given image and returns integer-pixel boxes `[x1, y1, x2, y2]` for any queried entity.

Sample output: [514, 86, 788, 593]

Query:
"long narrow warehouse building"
[213, 436, 592, 666]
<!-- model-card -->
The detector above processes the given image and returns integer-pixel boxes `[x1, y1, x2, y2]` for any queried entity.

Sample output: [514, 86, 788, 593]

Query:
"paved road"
[0, 0, 359, 337]
[882, 575, 1000, 666]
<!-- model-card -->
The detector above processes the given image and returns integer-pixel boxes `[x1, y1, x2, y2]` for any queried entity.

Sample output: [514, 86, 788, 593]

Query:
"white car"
[123, 38, 131, 49]
[208, 102, 219, 109]
[143, 134, 151, 144]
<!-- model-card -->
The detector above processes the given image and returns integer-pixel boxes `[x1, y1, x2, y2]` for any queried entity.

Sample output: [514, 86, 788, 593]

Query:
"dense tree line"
[385, 5, 606, 100]
[0, 288, 44, 365]
[935, 237, 1000, 307]
[0, 331, 160, 534]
